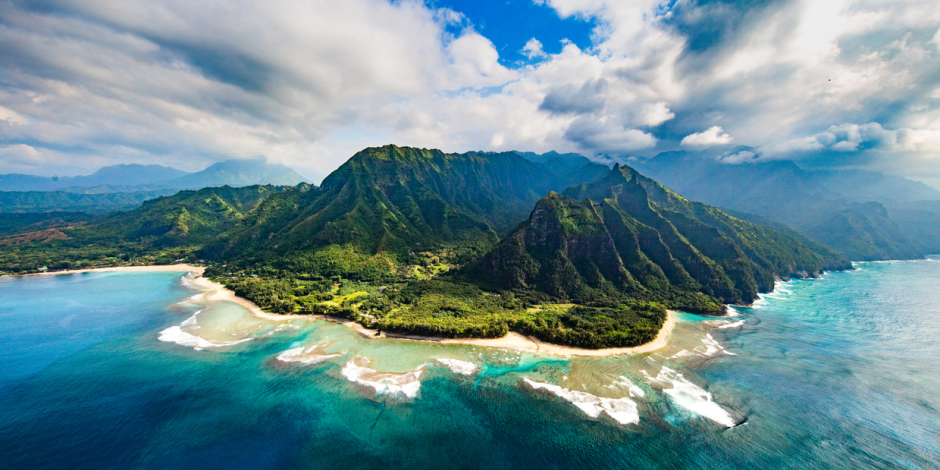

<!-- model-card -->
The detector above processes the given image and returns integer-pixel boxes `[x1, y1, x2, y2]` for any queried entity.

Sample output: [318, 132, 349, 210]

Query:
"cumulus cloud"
[681, 126, 733, 148]
[522, 38, 546, 59]
[0, 0, 938, 180]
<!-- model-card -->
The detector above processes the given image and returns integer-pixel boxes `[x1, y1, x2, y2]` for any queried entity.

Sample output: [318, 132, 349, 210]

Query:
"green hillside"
[0, 185, 282, 273]
[203, 145, 564, 280]
[468, 164, 850, 310]
[0, 189, 177, 214]
[804, 203, 924, 261]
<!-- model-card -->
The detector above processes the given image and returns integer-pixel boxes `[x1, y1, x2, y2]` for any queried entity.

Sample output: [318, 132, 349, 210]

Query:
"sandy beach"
[441, 310, 677, 357]
[14, 263, 678, 357]
[15, 264, 206, 277]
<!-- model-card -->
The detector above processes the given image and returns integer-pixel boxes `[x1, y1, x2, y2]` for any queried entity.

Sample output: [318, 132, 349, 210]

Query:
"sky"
[0, 0, 938, 186]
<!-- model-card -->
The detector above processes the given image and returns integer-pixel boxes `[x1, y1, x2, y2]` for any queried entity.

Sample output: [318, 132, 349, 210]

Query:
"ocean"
[1, 259, 939, 469]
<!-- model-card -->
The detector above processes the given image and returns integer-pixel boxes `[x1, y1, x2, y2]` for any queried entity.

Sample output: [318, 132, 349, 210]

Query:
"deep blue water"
[1, 260, 939, 469]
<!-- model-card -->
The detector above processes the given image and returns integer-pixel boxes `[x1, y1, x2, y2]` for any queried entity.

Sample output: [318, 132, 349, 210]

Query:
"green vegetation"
[0, 189, 177, 214]
[0, 145, 852, 348]
[466, 164, 850, 312]
[0, 185, 283, 274]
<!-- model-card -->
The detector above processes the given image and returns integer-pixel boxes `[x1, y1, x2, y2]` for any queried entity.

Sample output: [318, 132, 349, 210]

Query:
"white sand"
[21, 264, 678, 358]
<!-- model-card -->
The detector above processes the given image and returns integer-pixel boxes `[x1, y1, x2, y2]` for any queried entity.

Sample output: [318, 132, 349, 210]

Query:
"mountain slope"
[0, 189, 178, 214]
[205, 145, 563, 279]
[633, 150, 927, 260]
[170, 159, 307, 190]
[0, 160, 306, 196]
[0, 164, 189, 192]
[468, 164, 850, 311]
[515, 150, 611, 188]
[804, 203, 925, 261]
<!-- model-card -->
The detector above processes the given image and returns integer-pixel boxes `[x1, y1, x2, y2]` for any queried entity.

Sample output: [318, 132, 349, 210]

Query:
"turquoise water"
[1, 259, 939, 469]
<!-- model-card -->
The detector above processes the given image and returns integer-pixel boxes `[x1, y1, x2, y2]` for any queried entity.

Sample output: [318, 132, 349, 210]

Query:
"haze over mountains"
[0, 158, 307, 213]
[0, 158, 307, 193]
[1, 145, 939, 264]
[631, 150, 940, 261]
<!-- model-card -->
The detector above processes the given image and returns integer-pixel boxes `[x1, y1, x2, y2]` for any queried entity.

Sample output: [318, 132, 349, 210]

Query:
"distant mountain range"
[631, 150, 940, 260]
[0, 158, 307, 193]
[0, 158, 308, 213]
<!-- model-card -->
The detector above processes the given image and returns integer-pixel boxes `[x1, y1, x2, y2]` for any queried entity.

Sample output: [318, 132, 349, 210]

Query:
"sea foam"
[158, 326, 252, 350]
[436, 358, 479, 375]
[717, 320, 745, 329]
[341, 358, 424, 398]
[612, 376, 646, 398]
[642, 367, 735, 427]
[157, 310, 252, 350]
[277, 344, 341, 364]
[523, 378, 640, 425]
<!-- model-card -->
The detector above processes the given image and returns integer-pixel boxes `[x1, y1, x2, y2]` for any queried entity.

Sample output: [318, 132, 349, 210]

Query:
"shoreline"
[6, 264, 207, 277]
[439, 311, 677, 357]
[10, 264, 678, 358]
[191, 274, 678, 357]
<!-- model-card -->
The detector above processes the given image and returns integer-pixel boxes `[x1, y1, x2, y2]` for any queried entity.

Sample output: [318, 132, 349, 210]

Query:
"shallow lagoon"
[1, 259, 939, 469]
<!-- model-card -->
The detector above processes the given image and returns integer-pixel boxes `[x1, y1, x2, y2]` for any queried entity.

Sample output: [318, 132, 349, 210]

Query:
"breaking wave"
[524, 378, 640, 425]
[277, 344, 341, 364]
[642, 367, 735, 427]
[341, 358, 424, 398]
[436, 358, 479, 375]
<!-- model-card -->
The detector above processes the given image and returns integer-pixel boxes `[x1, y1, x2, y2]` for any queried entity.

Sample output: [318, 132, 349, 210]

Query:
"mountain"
[802, 202, 924, 261]
[0, 185, 285, 273]
[632, 150, 929, 260]
[0, 164, 189, 192]
[810, 170, 940, 203]
[468, 164, 850, 311]
[169, 159, 307, 190]
[885, 200, 940, 255]
[204, 145, 564, 279]
[0, 189, 178, 214]
[0, 159, 307, 194]
[515, 150, 612, 188]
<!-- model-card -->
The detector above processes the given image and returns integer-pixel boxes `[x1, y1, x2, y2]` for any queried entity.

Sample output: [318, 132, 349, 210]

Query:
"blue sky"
[431, 0, 596, 65]
[0, 0, 938, 187]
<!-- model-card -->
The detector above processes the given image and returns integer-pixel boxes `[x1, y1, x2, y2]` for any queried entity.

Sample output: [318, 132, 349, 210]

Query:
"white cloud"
[638, 101, 674, 127]
[716, 150, 757, 164]
[0, 0, 938, 179]
[0, 106, 27, 126]
[681, 126, 733, 148]
[522, 38, 546, 59]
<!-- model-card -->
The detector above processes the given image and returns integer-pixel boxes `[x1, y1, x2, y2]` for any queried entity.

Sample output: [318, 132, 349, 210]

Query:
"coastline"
[10, 264, 678, 358]
[440, 310, 677, 357]
[9, 264, 206, 277]
[188, 275, 678, 357]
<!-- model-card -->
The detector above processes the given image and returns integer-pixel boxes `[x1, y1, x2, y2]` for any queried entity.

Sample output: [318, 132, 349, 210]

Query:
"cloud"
[681, 126, 733, 148]
[539, 78, 609, 115]
[638, 101, 674, 127]
[0, 106, 27, 126]
[0, 0, 937, 180]
[564, 117, 657, 153]
[718, 150, 759, 164]
[522, 38, 546, 59]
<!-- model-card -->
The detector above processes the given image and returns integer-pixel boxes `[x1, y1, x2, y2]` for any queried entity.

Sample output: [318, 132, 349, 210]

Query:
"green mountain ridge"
[468, 164, 849, 312]
[633, 150, 930, 260]
[203, 145, 566, 279]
